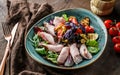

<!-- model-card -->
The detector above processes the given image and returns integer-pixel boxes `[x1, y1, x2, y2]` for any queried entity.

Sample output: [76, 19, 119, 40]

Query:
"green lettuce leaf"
[87, 46, 99, 54]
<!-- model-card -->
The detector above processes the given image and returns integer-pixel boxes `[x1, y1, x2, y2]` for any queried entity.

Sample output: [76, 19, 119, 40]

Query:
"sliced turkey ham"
[57, 47, 70, 64]
[37, 32, 55, 44]
[39, 44, 64, 52]
[70, 43, 82, 64]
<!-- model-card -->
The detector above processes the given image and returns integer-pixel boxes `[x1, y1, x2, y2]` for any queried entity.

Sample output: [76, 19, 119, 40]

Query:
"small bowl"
[25, 8, 108, 70]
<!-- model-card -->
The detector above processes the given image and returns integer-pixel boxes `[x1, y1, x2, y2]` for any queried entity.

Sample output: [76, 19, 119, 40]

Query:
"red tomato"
[85, 26, 94, 33]
[114, 43, 120, 53]
[72, 18, 78, 25]
[65, 26, 71, 29]
[112, 36, 120, 44]
[104, 19, 113, 29]
[116, 22, 120, 30]
[109, 27, 118, 36]
[118, 32, 120, 36]
[69, 16, 78, 25]
[75, 28, 83, 34]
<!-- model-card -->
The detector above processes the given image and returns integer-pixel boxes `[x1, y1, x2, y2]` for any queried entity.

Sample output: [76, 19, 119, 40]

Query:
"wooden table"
[0, 0, 120, 75]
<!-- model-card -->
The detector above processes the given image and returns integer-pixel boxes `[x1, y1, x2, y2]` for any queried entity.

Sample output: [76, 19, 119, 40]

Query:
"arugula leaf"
[47, 58, 58, 64]
[35, 47, 47, 55]
[46, 51, 58, 64]
[29, 34, 41, 47]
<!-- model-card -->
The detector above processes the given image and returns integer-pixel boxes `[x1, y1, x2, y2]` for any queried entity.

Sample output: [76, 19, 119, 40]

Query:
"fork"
[0, 23, 11, 75]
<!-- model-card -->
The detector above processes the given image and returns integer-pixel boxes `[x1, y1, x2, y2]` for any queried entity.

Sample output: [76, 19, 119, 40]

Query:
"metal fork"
[0, 23, 11, 75]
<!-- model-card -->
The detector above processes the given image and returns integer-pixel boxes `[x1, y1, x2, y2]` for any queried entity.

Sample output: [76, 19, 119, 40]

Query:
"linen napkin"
[4, 0, 65, 75]
[5, 0, 77, 75]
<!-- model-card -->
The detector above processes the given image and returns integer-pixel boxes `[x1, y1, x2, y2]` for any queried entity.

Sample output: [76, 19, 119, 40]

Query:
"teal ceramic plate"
[25, 8, 108, 70]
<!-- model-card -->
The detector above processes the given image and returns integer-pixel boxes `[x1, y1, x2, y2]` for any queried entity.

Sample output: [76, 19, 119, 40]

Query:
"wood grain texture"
[0, 0, 120, 75]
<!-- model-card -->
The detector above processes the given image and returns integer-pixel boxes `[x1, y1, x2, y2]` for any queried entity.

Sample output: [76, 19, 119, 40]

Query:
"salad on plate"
[30, 14, 99, 67]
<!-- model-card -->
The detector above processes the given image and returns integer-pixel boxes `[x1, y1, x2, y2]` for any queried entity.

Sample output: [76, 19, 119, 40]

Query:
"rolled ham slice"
[70, 43, 82, 64]
[79, 44, 92, 59]
[53, 16, 65, 26]
[57, 47, 70, 64]
[37, 32, 55, 44]
[40, 44, 64, 52]
[64, 54, 74, 67]
[44, 22, 56, 36]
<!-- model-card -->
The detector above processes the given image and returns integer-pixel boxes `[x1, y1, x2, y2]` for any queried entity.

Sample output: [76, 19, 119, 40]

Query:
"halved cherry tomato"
[68, 16, 78, 25]
[75, 28, 83, 34]
[109, 27, 118, 36]
[85, 26, 94, 33]
[118, 32, 120, 36]
[116, 22, 120, 30]
[104, 19, 113, 29]
[112, 36, 120, 44]
[114, 43, 120, 53]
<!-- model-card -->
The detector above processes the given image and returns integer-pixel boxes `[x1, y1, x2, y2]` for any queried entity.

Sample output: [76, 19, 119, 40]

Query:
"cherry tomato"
[68, 16, 78, 25]
[118, 32, 120, 36]
[116, 22, 120, 30]
[109, 27, 118, 36]
[114, 43, 120, 53]
[104, 19, 113, 29]
[85, 26, 94, 33]
[75, 28, 83, 34]
[112, 36, 120, 44]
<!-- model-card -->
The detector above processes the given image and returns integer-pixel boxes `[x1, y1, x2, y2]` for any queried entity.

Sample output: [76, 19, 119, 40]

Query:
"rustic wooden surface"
[0, 0, 120, 75]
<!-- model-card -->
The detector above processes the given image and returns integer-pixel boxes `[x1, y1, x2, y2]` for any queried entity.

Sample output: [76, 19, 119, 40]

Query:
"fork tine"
[2, 22, 11, 36]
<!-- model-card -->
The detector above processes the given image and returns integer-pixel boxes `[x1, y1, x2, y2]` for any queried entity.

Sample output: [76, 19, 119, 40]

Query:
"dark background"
[0, 0, 120, 75]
